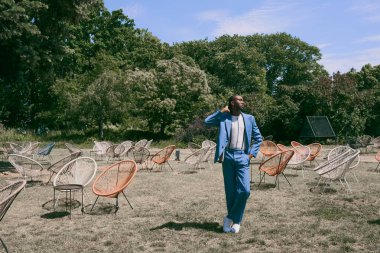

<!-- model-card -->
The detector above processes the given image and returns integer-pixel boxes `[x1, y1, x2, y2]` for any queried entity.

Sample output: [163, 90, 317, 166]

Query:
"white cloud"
[315, 43, 332, 49]
[197, 0, 302, 37]
[347, 1, 380, 23]
[320, 47, 380, 74]
[355, 34, 380, 43]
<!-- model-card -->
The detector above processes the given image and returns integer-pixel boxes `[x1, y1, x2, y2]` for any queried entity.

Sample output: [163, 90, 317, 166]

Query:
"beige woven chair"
[188, 142, 201, 154]
[64, 143, 82, 155]
[53, 157, 97, 212]
[313, 149, 360, 193]
[183, 146, 210, 170]
[119, 141, 134, 157]
[46, 152, 82, 184]
[90, 141, 111, 159]
[8, 154, 45, 181]
[288, 145, 311, 178]
[328, 146, 360, 182]
[0, 180, 26, 222]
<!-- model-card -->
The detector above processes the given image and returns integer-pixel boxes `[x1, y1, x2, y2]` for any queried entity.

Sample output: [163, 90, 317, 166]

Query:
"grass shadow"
[284, 173, 299, 178]
[26, 180, 44, 188]
[87, 202, 116, 215]
[309, 185, 338, 194]
[42, 199, 81, 211]
[40, 211, 70, 219]
[367, 219, 380, 225]
[150, 221, 223, 233]
[367, 169, 380, 173]
[179, 171, 198, 175]
[251, 183, 276, 191]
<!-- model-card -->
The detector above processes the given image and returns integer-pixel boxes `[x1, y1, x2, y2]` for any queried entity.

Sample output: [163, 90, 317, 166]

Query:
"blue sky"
[104, 0, 380, 74]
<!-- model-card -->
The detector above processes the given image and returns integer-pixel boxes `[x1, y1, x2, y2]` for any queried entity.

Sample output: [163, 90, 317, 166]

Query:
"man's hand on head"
[221, 106, 230, 113]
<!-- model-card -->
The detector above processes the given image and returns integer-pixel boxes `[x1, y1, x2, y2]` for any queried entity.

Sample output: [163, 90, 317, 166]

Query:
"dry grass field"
[1, 148, 379, 253]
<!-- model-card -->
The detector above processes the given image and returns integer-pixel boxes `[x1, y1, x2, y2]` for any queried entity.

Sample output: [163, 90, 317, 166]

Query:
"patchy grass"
[0, 149, 379, 252]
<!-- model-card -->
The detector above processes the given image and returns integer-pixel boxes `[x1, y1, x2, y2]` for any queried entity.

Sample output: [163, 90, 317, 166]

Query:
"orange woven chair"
[259, 141, 278, 161]
[307, 143, 322, 165]
[91, 160, 137, 213]
[375, 151, 380, 170]
[276, 144, 289, 152]
[147, 145, 176, 171]
[258, 150, 295, 189]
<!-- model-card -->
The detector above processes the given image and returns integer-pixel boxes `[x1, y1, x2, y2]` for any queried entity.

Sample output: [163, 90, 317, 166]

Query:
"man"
[204, 95, 262, 233]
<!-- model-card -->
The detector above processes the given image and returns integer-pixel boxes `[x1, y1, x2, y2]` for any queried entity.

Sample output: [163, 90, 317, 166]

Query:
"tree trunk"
[98, 115, 104, 140]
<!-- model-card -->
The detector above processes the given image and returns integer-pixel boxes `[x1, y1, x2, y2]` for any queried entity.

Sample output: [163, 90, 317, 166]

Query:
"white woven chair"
[90, 141, 111, 159]
[183, 146, 210, 170]
[288, 145, 311, 178]
[328, 146, 360, 182]
[8, 154, 45, 181]
[313, 149, 360, 193]
[144, 139, 153, 149]
[119, 141, 134, 157]
[0, 180, 26, 222]
[53, 157, 97, 212]
[134, 139, 148, 149]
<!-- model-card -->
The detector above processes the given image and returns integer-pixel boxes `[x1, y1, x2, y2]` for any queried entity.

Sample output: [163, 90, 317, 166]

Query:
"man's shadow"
[150, 221, 223, 233]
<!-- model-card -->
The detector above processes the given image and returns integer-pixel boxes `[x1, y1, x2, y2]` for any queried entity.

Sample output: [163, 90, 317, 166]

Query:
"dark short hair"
[228, 95, 239, 108]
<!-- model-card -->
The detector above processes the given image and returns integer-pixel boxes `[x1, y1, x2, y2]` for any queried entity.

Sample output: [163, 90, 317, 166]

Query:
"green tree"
[126, 58, 212, 135]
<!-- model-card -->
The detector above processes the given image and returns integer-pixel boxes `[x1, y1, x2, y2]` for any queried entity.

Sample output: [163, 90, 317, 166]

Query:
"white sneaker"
[230, 224, 240, 233]
[223, 216, 233, 233]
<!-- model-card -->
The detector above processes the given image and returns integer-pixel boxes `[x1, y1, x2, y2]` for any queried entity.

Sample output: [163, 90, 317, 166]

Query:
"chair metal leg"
[282, 173, 292, 187]
[90, 196, 100, 212]
[122, 191, 133, 209]
[258, 173, 266, 187]
[167, 161, 174, 171]
[115, 196, 119, 214]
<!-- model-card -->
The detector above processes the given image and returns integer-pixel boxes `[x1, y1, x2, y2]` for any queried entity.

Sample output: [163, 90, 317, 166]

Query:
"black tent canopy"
[300, 116, 336, 138]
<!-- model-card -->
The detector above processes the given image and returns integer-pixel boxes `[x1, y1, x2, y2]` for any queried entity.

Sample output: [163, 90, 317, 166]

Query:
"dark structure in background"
[300, 116, 336, 139]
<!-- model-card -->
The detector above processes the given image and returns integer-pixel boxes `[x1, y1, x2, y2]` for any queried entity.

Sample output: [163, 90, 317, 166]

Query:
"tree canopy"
[0, 0, 379, 141]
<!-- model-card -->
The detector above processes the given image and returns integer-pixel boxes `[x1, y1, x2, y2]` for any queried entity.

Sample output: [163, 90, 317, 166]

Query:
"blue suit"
[204, 110, 262, 224]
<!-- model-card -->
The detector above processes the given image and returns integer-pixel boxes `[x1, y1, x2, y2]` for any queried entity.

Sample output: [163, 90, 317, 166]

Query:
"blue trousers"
[222, 149, 251, 224]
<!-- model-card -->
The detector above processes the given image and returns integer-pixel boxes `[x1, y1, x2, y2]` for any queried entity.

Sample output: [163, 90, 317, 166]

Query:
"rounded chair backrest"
[65, 143, 82, 155]
[328, 146, 350, 161]
[0, 180, 26, 222]
[127, 146, 150, 164]
[184, 146, 209, 165]
[134, 139, 148, 148]
[47, 151, 82, 174]
[92, 160, 137, 198]
[375, 151, 380, 162]
[290, 141, 302, 148]
[152, 145, 176, 164]
[201, 140, 216, 148]
[259, 140, 278, 157]
[307, 143, 322, 161]
[289, 146, 310, 165]
[259, 150, 294, 176]
[276, 144, 289, 152]
[53, 157, 97, 187]
[8, 154, 44, 178]
[357, 135, 372, 146]
[188, 142, 201, 153]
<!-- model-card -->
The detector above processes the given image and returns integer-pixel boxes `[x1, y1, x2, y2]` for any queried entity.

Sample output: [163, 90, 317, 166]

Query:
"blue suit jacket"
[204, 110, 263, 163]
